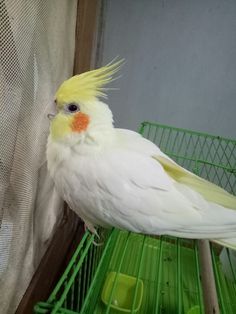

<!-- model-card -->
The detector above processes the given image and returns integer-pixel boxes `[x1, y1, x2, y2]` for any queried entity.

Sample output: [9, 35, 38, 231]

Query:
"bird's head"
[49, 60, 123, 144]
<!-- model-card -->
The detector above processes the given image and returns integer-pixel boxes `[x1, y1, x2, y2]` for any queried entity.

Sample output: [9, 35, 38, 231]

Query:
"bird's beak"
[47, 113, 56, 121]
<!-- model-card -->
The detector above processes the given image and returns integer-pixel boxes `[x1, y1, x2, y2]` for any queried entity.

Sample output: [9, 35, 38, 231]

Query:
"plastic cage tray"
[35, 122, 236, 314]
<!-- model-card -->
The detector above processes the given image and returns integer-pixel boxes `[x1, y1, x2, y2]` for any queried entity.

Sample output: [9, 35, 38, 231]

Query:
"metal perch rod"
[198, 240, 220, 314]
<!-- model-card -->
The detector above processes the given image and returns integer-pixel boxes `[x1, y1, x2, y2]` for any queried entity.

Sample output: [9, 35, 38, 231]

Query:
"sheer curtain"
[0, 1, 77, 312]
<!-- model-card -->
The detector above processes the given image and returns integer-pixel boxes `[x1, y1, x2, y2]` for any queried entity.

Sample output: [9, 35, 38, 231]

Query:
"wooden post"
[198, 240, 220, 314]
[73, 0, 101, 74]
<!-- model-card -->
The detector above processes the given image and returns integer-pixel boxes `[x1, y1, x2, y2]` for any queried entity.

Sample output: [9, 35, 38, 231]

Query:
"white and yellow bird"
[47, 61, 236, 249]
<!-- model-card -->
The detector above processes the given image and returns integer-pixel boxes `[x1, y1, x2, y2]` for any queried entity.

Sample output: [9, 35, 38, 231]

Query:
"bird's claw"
[84, 223, 104, 246]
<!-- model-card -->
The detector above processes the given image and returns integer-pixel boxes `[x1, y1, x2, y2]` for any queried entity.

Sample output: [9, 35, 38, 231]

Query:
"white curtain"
[0, 1, 77, 312]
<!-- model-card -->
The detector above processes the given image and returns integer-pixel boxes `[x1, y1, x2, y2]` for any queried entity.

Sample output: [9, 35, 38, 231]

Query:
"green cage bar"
[34, 122, 236, 314]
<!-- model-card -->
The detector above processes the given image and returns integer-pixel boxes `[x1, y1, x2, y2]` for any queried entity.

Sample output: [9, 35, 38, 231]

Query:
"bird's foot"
[84, 222, 104, 246]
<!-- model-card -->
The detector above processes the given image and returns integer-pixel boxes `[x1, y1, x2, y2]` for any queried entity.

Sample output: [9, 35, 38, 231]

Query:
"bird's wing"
[104, 129, 236, 247]
[90, 150, 210, 229]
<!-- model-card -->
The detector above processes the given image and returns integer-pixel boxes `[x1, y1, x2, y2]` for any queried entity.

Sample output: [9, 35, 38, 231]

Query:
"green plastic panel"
[93, 233, 204, 314]
[35, 122, 236, 314]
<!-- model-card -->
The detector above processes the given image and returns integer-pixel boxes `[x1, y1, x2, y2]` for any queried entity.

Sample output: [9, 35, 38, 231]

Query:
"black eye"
[67, 103, 80, 112]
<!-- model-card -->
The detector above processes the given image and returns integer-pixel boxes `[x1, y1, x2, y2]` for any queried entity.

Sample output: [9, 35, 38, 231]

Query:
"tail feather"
[213, 238, 236, 250]
[155, 156, 236, 210]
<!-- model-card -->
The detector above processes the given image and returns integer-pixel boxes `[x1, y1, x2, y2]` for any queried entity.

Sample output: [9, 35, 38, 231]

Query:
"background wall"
[99, 0, 236, 138]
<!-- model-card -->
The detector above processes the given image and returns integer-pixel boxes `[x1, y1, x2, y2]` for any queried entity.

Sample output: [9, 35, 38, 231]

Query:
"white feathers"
[47, 99, 236, 249]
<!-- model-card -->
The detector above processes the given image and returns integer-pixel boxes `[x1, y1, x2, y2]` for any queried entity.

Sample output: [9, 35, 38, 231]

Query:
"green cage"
[35, 122, 236, 314]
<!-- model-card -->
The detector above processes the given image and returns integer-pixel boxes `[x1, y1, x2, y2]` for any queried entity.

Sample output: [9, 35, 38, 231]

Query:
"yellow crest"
[55, 59, 124, 106]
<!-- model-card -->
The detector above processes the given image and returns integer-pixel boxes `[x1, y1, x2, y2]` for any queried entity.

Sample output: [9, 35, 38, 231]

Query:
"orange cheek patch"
[71, 112, 90, 132]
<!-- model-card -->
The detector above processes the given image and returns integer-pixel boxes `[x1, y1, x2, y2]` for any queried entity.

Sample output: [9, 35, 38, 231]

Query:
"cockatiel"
[47, 61, 236, 249]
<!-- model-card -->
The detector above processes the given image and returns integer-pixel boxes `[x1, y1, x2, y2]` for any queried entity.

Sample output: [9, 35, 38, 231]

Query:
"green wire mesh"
[35, 122, 236, 314]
